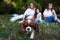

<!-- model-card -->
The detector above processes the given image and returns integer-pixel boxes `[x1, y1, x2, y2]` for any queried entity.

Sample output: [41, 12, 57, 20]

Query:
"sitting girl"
[34, 8, 42, 23]
[43, 3, 60, 23]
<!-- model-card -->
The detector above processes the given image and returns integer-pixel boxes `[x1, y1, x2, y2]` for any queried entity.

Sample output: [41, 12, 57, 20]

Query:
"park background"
[0, 0, 60, 40]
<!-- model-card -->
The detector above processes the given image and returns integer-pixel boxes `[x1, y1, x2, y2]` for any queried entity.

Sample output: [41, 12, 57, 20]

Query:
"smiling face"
[29, 3, 34, 9]
[35, 8, 40, 14]
[36, 9, 40, 13]
[48, 3, 53, 9]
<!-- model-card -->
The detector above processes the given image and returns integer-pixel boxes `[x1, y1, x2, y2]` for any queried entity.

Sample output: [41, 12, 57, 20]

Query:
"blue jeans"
[45, 16, 57, 23]
[35, 20, 42, 23]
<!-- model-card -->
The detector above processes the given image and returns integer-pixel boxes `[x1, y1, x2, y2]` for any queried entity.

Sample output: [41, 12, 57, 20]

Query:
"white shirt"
[24, 8, 35, 19]
[43, 9, 53, 17]
[36, 12, 42, 20]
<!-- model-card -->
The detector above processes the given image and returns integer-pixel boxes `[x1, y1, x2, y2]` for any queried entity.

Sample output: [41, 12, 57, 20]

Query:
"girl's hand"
[44, 16, 49, 18]
[55, 17, 57, 20]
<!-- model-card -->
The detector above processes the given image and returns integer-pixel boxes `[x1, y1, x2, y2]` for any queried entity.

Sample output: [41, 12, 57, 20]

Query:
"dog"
[20, 16, 39, 39]
[20, 19, 38, 32]
[10, 14, 39, 39]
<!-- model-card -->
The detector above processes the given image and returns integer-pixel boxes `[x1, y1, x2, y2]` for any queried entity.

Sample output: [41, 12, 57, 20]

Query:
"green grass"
[0, 15, 60, 40]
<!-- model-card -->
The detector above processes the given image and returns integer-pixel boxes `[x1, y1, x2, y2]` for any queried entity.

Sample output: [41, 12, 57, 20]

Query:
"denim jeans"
[35, 19, 42, 23]
[45, 16, 57, 23]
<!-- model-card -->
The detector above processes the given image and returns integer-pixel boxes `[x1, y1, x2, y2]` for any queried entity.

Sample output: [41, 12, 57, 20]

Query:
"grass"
[0, 14, 60, 40]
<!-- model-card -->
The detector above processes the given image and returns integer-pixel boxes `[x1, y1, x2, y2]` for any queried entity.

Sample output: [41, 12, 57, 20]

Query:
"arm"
[43, 9, 49, 18]
[52, 10, 57, 19]
[23, 9, 29, 20]
[37, 13, 42, 20]
[52, 10, 57, 17]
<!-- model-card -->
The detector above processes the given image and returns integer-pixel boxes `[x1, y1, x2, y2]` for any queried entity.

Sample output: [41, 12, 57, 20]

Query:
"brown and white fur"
[20, 16, 39, 39]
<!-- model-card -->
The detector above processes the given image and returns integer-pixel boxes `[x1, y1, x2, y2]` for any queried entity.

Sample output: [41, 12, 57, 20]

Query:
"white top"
[36, 12, 42, 20]
[43, 9, 53, 17]
[24, 8, 35, 19]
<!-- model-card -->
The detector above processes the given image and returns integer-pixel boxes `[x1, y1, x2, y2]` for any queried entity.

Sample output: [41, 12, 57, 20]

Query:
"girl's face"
[29, 3, 34, 9]
[36, 9, 40, 13]
[48, 3, 53, 9]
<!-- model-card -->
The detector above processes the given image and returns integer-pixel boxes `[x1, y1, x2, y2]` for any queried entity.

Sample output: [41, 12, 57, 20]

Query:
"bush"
[0, 0, 60, 14]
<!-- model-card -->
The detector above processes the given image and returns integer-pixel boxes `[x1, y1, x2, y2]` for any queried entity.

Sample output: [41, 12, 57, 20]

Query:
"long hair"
[46, 3, 54, 11]
[34, 8, 40, 19]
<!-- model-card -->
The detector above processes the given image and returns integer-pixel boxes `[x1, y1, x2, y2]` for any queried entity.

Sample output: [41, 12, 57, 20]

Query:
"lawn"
[0, 15, 60, 40]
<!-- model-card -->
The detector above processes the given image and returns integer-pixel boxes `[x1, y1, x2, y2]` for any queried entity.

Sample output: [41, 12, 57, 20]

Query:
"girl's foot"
[57, 19, 60, 23]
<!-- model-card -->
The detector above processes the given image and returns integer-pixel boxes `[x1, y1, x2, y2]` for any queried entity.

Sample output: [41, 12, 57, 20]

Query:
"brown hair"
[28, 2, 35, 8]
[46, 3, 54, 11]
[34, 8, 40, 19]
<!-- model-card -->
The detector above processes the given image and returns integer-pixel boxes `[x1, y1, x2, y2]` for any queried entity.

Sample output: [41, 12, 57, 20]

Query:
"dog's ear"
[23, 20, 28, 26]
[35, 24, 39, 32]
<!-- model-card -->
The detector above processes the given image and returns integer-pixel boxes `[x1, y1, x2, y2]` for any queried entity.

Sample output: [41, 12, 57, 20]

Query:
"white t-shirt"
[43, 9, 53, 17]
[36, 12, 42, 20]
[24, 8, 35, 19]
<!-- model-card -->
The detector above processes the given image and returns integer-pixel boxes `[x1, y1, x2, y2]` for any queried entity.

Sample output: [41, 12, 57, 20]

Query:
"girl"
[24, 2, 35, 20]
[43, 3, 60, 23]
[20, 2, 36, 34]
[10, 3, 35, 23]
[34, 8, 42, 23]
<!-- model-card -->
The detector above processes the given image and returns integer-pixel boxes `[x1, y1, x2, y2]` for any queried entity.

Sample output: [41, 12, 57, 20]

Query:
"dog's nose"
[26, 26, 32, 32]
[27, 28, 30, 30]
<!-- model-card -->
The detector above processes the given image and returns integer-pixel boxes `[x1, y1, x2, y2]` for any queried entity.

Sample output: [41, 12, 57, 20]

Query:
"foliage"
[0, 0, 60, 14]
